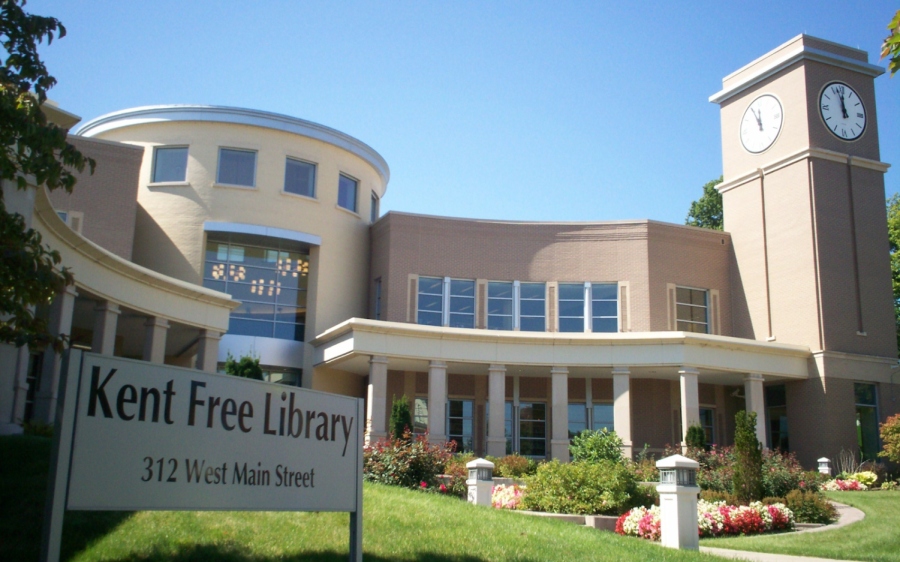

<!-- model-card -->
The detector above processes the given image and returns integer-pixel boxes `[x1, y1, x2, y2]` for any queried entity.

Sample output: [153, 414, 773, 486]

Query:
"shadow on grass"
[98, 544, 523, 562]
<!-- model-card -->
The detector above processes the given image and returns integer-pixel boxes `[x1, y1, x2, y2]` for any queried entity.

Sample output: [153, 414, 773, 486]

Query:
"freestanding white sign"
[41, 351, 364, 561]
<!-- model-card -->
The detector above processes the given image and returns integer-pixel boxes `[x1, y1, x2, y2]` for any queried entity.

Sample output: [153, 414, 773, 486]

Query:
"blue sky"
[32, 1, 900, 224]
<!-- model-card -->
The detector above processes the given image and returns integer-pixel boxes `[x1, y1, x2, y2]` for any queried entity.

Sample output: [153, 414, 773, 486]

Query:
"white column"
[744, 373, 767, 448]
[678, 367, 700, 449]
[428, 360, 448, 443]
[612, 368, 633, 459]
[366, 356, 388, 443]
[143, 317, 169, 363]
[487, 364, 507, 457]
[34, 285, 78, 423]
[195, 329, 221, 373]
[90, 301, 120, 355]
[550, 366, 570, 462]
[10, 345, 31, 428]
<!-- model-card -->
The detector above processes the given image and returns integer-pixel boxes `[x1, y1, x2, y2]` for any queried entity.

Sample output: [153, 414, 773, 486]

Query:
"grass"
[2, 435, 726, 562]
[700, 490, 900, 562]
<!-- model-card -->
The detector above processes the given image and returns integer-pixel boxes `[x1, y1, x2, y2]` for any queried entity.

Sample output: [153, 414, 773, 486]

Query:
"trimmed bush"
[389, 395, 412, 440]
[685, 424, 707, 450]
[569, 428, 624, 464]
[363, 432, 454, 489]
[521, 460, 638, 515]
[630, 484, 660, 508]
[485, 454, 538, 478]
[732, 411, 763, 503]
[784, 489, 838, 524]
[700, 489, 740, 506]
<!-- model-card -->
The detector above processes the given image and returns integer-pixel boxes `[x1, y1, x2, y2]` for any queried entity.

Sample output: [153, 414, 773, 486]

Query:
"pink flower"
[420, 481, 427, 488]
[439, 484, 447, 493]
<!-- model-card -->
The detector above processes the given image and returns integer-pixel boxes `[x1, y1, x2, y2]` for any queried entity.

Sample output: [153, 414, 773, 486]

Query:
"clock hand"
[751, 108, 763, 131]
[839, 93, 848, 119]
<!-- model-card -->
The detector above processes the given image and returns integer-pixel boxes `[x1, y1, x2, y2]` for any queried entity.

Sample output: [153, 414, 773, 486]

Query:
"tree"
[888, 195, 900, 353]
[882, 9, 900, 77]
[389, 395, 412, 439]
[223, 352, 263, 380]
[685, 424, 707, 450]
[1, 0, 94, 351]
[878, 414, 900, 463]
[732, 410, 763, 503]
[685, 176, 724, 230]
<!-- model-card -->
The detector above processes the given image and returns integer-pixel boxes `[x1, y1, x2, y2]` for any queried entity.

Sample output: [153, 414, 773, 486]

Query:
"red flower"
[420, 481, 427, 488]
[440, 484, 447, 493]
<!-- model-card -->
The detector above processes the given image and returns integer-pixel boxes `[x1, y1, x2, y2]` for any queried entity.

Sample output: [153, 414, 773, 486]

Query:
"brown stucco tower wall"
[712, 36, 895, 467]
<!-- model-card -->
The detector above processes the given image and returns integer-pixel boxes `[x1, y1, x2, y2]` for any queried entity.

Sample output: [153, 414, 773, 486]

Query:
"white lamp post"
[466, 458, 494, 507]
[657, 454, 700, 550]
[818, 457, 832, 476]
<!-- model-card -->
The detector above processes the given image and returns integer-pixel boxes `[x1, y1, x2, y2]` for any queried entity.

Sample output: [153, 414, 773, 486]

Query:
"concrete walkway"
[698, 501, 865, 562]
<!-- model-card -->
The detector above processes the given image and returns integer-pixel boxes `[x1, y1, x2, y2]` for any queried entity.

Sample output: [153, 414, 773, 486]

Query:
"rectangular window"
[338, 174, 358, 212]
[488, 282, 513, 330]
[56, 211, 68, 223]
[413, 397, 429, 434]
[766, 384, 789, 451]
[519, 402, 546, 458]
[519, 282, 546, 332]
[699, 407, 715, 445]
[505, 401, 514, 455]
[449, 279, 475, 328]
[202, 237, 308, 341]
[217, 148, 257, 187]
[568, 403, 587, 440]
[370, 192, 379, 222]
[152, 146, 189, 183]
[374, 278, 382, 320]
[447, 399, 474, 452]
[417, 276, 443, 326]
[676, 287, 708, 333]
[854, 383, 879, 461]
[591, 283, 618, 333]
[592, 403, 614, 432]
[284, 158, 316, 198]
[558, 283, 585, 332]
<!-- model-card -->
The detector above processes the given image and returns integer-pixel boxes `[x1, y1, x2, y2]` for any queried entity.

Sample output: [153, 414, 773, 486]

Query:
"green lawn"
[700, 491, 900, 562]
[3, 436, 725, 562]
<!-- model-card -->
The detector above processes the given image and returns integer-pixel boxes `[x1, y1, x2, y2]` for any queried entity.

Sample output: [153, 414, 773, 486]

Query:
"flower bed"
[492, 484, 523, 509]
[822, 479, 868, 491]
[616, 500, 794, 540]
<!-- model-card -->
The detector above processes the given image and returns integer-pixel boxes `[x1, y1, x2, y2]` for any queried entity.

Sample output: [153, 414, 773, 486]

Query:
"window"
[591, 283, 618, 332]
[262, 368, 302, 386]
[284, 158, 316, 198]
[202, 237, 309, 341]
[520, 283, 546, 332]
[592, 403, 614, 432]
[676, 287, 708, 333]
[488, 282, 514, 330]
[519, 402, 546, 457]
[152, 146, 188, 183]
[417, 277, 443, 326]
[568, 403, 587, 440]
[413, 397, 429, 434]
[56, 211, 68, 222]
[558, 283, 586, 332]
[217, 148, 256, 187]
[699, 407, 715, 445]
[447, 399, 474, 452]
[505, 401, 514, 454]
[371, 192, 379, 222]
[374, 278, 382, 320]
[766, 384, 789, 451]
[449, 279, 475, 328]
[855, 383, 879, 461]
[338, 174, 358, 212]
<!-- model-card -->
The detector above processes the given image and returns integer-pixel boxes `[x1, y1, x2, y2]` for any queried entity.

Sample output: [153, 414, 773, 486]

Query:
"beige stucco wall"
[371, 213, 732, 335]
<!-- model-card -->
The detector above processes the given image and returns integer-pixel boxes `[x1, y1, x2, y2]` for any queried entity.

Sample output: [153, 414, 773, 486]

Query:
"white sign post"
[40, 350, 364, 561]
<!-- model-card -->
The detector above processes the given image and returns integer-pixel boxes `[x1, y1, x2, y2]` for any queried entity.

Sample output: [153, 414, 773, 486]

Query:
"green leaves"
[685, 176, 724, 231]
[882, 9, 900, 77]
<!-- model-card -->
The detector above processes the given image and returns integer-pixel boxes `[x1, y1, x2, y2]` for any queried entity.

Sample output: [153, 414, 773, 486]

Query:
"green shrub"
[700, 489, 740, 506]
[761, 496, 786, 505]
[485, 454, 537, 478]
[761, 448, 805, 497]
[784, 490, 838, 524]
[629, 447, 659, 483]
[879, 413, 900, 463]
[800, 470, 831, 492]
[521, 460, 637, 515]
[363, 432, 454, 489]
[685, 424, 707, 450]
[569, 428, 624, 464]
[442, 461, 468, 498]
[223, 352, 263, 380]
[732, 410, 763, 503]
[389, 395, 412, 439]
[630, 484, 660, 508]
[21, 420, 53, 438]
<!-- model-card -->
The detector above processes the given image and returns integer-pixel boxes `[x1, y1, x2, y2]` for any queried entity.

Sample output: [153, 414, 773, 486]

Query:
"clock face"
[819, 81, 866, 141]
[740, 94, 783, 153]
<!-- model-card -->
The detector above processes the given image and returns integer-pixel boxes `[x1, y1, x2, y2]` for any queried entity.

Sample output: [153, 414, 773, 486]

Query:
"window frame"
[216, 147, 258, 188]
[416, 276, 444, 326]
[151, 145, 190, 184]
[447, 398, 474, 453]
[558, 282, 587, 333]
[282, 156, 317, 199]
[337, 173, 360, 213]
[487, 281, 515, 331]
[699, 407, 716, 445]
[590, 282, 619, 333]
[413, 397, 429, 435]
[591, 401, 614, 432]
[854, 382, 880, 461]
[519, 282, 546, 332]
[675, 285, 709, 334]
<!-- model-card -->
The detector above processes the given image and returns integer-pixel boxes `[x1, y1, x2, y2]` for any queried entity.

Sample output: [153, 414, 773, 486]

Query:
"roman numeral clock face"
[819, 81, 866, 141]
[740, 94, 783, 153]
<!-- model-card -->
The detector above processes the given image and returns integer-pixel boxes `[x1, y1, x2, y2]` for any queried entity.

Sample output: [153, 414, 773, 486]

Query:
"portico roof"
[311, 319, 812, 384]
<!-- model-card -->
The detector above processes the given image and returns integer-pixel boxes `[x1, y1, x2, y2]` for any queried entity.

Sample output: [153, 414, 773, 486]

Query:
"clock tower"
[711, 35, 896, 466]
